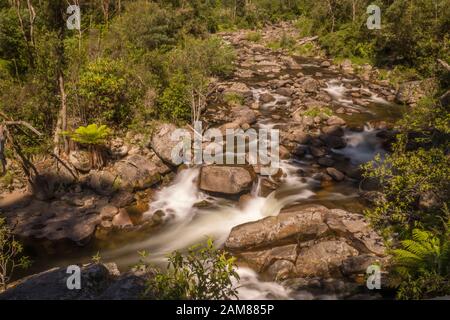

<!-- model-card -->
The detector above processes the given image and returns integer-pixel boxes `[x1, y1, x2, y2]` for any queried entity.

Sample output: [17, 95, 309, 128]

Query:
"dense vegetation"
[0, 218, 31, 291]
[0, 0, 448, 299]
[138, 239, 239, 300]
[1, 1, 448, 136]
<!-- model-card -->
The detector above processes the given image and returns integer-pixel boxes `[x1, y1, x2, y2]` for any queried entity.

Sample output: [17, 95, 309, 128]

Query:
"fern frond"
[412, 229, 432, 243]
[401, 240, 430, 258]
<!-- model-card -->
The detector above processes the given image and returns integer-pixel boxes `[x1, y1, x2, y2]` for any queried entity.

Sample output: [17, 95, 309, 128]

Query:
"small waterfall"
[105, 164, 315, 267]
[235, 268, 293, 300]
[145, 167, 205, 222]
[333, 125, 385, 165]
[324, 81, 346, 100]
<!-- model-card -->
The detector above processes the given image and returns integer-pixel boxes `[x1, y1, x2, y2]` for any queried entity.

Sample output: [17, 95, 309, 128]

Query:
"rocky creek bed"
[0, 23, 417, 300]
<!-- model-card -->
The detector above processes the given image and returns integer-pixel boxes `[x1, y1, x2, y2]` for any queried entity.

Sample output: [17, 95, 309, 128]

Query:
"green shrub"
[0, 170, 13, 187]
[363, 96, 449, 235]
[320, 23, 375, 62]
[158, 72, 190, 123]
[64, 124, 112, 169]
[106, 1, 177, 54]
[393, 228, 450, 277]
[223, 92, 244, 106]
[159, 36, 235, 123]
[396, 272, 450, 300]
[169, 36, 235, 78]
[392, 227, 450, 299]
[0, 217, 31, 291]
[294, 16, 315, 38]
[78, 58, 142, 126]
[294, 42, 319, 57]
[246, 31, 262, 42]
[141, 239, 240, 300]
[268, 32, 296, 51]
[363, 148, 450, 235]
[65, 124, 111, 146]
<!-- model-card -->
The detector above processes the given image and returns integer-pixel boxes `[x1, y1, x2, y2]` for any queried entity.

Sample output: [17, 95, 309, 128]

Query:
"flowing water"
[98, 62, 402, 299]
[18, 54, 405, 300]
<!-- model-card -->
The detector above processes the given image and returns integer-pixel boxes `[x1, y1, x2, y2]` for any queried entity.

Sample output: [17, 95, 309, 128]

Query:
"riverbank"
[0, 22, 426, 300]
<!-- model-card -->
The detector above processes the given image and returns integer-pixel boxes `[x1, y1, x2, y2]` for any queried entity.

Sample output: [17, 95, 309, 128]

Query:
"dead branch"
[0, 113, 77, 181]
[437, 59, 450, 72]
[298, 36, 318, 46]
[4, 121, 43, 136]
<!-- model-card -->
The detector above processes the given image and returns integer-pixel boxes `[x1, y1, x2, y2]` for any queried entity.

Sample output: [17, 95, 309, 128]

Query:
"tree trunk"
[53, 74, 68, 155]
[0, 124, 6, 176]
[13, 0, 34, 67]
[26, 0, 36, 47]
[352, 0, 356, 23]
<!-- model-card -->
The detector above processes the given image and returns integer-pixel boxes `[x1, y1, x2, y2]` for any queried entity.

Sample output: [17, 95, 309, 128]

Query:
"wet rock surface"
[0, 263, 150, 300]
[225, 205, 387, 282]
[0, 22, 406, 300]
[199, 165, 256, 195]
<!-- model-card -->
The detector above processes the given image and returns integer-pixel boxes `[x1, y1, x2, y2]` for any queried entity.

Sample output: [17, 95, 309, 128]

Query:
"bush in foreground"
[140, 239, 240, 300]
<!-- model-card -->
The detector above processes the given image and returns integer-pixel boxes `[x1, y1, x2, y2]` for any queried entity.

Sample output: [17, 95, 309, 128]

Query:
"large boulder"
[396, 79, 437, 105]
[112, 154, 169, 191]
[150, 123, 182, 166]
[225, 205, 387, 280]
[69, 150, 92, 173]
[303, 77, 319, 93]
[232, 106, 257, 126]
[3, 192, 107, 245]
[85, 170, 117, 196]
[199, 165, 256, 195]
[0, 263, 150, 300]
[31, 159, 77, 200]
[260, 93, 275, 103]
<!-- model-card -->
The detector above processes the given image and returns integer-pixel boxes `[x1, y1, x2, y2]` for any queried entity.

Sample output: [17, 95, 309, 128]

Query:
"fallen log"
[297, 36, 318, 45]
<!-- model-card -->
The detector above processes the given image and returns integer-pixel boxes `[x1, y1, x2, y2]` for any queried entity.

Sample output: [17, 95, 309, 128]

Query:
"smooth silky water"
[19, 56, 405, 299]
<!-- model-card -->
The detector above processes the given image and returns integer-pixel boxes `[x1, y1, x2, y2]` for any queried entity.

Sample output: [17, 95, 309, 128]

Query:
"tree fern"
[65, 124, 111, 146]
[64, 124, 111, 169]
[393, 228, 450, 277]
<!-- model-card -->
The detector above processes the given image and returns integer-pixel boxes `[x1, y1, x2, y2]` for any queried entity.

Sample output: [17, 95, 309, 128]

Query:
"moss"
[0, 171, 14, 186]
[246, 31, 262, 42]
[223, 92, 244, 106]
[304, 106, 333, 118]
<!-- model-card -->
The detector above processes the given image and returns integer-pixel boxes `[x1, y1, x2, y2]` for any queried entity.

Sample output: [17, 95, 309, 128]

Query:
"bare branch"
[4, 121, 43, 136]
[437, 59, 450, 72]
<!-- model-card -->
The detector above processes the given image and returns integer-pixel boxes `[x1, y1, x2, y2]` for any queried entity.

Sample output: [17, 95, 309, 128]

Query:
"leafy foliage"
[65, 124, 111, 146]
[363, 148, 450, 234]
[78, 58, 142, 126]
[141, 239, 240, 300]
[392, 226, 450, 299]
[362, 91, 449, 299]
[64, 124, 111, 169]
[0, 217, 31, 291]
[246, 31, 262, 42]
[158, 36, 235, 123]
[223, 92, 244, 107]
[158, 72, 190, 123]
[393, 228, 450, 277]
